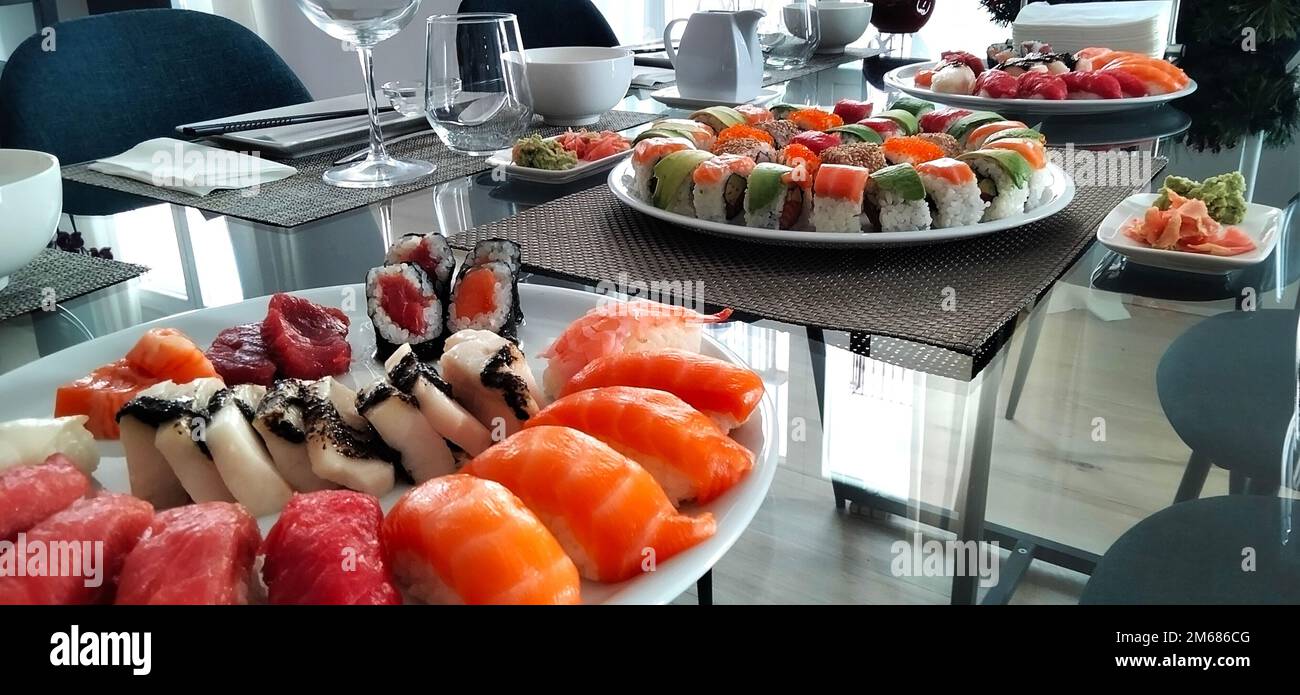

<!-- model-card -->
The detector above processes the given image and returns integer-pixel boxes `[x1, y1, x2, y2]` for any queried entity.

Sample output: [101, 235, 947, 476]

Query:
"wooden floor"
[678, 296, 1258, 605]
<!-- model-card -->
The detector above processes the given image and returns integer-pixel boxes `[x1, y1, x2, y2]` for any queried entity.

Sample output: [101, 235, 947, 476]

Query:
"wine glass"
[296, 0, 435, 188]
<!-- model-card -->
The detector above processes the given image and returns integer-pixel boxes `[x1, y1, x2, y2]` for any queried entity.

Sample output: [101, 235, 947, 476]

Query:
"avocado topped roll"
[945, 111, 1004, 147]
[744, 162, 807, 230]
[864, 163, 932, 233]
[652, 149, 714, 216]
[958, 149, 1032, 221]
[690, 106, 746, 134]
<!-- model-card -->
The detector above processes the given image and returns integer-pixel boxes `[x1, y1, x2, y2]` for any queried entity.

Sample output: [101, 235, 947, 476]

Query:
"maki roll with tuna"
[385, 232, 455, 299]
[367, 263, 447, 361]
[447, 239, 524, 343]
[864, 164, 931, 233]
[744, 162, 807, 230]
[651, 149, 713, 216]
[692, 154, 757, 223]
[958, 149, 1032, 221]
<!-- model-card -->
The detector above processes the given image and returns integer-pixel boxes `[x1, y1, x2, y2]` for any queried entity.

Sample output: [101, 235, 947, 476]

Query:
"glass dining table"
[5, 56, 1297, 606]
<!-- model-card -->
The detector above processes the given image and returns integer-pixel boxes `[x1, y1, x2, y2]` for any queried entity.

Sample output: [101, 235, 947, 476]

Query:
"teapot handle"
[663, 18, 687, 67]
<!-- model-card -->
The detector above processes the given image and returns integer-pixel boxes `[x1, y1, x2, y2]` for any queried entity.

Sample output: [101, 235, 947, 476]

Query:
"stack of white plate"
[1012, 1, 1173, 57]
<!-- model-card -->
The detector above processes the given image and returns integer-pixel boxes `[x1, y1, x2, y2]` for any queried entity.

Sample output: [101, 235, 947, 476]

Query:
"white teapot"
[664, 10, 765, 103]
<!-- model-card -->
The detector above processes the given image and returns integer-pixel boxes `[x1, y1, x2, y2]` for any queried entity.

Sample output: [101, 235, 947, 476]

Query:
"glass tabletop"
[5, 46, 1297, 606]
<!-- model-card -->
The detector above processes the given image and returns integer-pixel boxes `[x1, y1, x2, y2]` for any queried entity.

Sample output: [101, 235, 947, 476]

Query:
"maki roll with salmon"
[984, 137, 1052, 209]
[367, 263, 447, 361]
[958, 149, 1032, 221]
[864, 164, 931, 233]
[447, 239, 524, 343]
[916, 158, 986, 228]
[744, 162, 807, 230]
[811, 164, 871, 233]
[651, 149, 713, 216]
[630, 136, 695, 202]
[692, 154, 757, 223]
[963, 120, 1027, 151]
[385, 233, 455, 300]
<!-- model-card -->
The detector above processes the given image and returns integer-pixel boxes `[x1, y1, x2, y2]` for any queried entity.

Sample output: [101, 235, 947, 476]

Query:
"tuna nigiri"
[115, 502, 262, 605]
[1061, 71, 1122, 99]
[0, 454, 91, 541]
[539, 299, 733, 398]
[464, 426, 717, 582]
[261, 491, 401, 605]
[0, 494, 153, 605]
[382, 474, 580, 605]
[560, 348, 765, 430]
[919, 107, 972, 134]
[527, 387, 754, 505]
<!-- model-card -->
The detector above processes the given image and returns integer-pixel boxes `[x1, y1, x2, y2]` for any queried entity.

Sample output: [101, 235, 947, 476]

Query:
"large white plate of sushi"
[884, 61, 1197, 116]
[0, 283, 777, 605]
[607, 157, 1075, 247]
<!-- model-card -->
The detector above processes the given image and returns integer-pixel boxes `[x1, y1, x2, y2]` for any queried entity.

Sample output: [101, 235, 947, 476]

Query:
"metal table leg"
[1004, 295, 1050, 420]
[951, 346, 1008, 605]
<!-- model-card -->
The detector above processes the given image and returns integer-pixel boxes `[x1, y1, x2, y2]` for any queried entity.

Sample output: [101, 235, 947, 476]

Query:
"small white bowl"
[0, 150, 62, 292]
[523, 46, 633, 126]
[785, 1, 874, 54]
[1097, 192, 1282, 274]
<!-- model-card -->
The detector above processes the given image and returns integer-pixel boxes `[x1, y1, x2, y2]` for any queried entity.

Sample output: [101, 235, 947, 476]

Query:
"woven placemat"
[60, 110, 660, 229]
[0, 250, 149, 322]
[761, 47, 883, 86]
[450, 157, 1166, 362]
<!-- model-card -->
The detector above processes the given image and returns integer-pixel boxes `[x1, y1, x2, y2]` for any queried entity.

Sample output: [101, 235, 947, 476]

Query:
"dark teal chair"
[0, 8, 311, 215]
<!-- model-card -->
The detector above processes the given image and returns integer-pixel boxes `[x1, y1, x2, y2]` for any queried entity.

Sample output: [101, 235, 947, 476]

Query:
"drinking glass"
[424, 13, 534, 155]
[296, 0, 435, 188]
[754, 0, 820, 69]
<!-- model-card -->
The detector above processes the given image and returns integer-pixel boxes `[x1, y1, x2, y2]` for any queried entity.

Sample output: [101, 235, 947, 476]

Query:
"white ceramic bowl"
[523, 46, 634, 126]
[784, 1, 874, 54]
[0, 150, 62, 291]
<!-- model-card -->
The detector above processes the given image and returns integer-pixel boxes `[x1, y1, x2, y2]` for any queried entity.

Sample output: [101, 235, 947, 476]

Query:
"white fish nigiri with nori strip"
[384, 343, 494, 456]
[204, 384, 293, 517]
[154, 377, 236, 504]
[367, 262, 446, 361]
[439, 329, 544, 439]
[253, 379, 337, 492]
[303, 379, 399, 497]
[117, 382, 194, 508]
[356, 380, 458, 483]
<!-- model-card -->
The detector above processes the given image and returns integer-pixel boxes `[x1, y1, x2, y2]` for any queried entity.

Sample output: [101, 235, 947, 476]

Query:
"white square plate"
[1096, 193, 1282, 274]
[485, 133, 631, 184]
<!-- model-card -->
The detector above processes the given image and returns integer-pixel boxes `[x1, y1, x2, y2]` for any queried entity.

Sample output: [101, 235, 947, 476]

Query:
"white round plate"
[607, 159, 1075, 247]
[883, 61, 1197, 115]
[1096, 193, 1282, 275]
[649, 86, 781, 110]
[0, 283, 777, 605]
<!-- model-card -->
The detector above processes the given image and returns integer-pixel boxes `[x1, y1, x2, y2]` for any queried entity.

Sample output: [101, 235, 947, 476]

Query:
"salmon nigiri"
[560, 348, 765, 431]
[464, 426, 717, 582]
[1099, 63, 1182, 95]
[125, 328, 218, 383]
[382, 474, 580, 604]
[540, 299, 733, 398]
[527, 387, 754, 505]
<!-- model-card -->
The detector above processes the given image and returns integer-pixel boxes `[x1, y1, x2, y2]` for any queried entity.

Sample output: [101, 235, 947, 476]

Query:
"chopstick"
[181, 106, 397, 137]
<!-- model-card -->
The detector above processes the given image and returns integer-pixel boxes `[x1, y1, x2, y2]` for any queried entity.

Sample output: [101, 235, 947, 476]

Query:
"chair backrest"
[456, 0, 619, 49]
[0, 8, 312, 163]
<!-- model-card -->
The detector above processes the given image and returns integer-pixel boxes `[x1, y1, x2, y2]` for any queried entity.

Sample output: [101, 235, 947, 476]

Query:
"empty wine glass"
[424, 13, 534, 155]
[296, 0, 435, 188]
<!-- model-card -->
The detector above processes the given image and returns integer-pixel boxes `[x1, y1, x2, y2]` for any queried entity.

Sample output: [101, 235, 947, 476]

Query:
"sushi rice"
[367, 263, 444, 359]
[447, 261, 519, 338]
[865, 164, 931, 233]
[959, 150, 1032, 222]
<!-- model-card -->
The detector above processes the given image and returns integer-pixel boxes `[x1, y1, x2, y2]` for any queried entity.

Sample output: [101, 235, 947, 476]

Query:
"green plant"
[979, 0, 1020, 26]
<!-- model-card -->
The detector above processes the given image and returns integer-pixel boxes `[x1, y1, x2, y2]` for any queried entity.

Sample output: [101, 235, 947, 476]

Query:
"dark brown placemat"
[0, 250, 149, 322]
[450, 156, 1166, 361]
[60, 110, 661, 229]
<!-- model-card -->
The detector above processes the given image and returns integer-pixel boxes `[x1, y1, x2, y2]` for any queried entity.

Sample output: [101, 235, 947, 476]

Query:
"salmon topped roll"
[692, 154, 756, 223]
[915, 158, 986, 228]
[464, 426, 717, 582]
[629, 136, 695, 202]
[382, 474, 580, 605]
[527, 386, 755, 505]
[811, 164, 871, 233]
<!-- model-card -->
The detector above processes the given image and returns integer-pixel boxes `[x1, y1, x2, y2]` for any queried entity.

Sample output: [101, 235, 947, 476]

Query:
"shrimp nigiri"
[560, 349, 764, 431]
[527, 387, 754, 505]
[464, 426, 716, 582]
[382, 474, 580, 605]
[539, 299, 733, 398]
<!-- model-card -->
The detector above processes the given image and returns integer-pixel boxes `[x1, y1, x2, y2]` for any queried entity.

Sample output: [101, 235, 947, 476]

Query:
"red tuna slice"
[207, 323, 277, 386]
[261, 490, 401, 605]
[919, 107, 971, 134]
[115, 502, 261, 605]
[0, 454, 92, 541]
[0, 493, 153, 605]
[260, 293, 352, 380]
